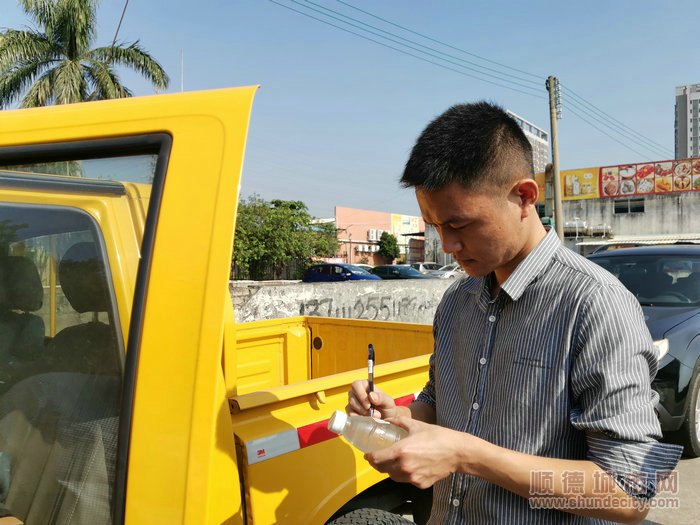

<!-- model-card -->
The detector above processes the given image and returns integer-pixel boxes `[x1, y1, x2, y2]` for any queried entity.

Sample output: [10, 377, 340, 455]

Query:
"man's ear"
[511, 178, 539, 211]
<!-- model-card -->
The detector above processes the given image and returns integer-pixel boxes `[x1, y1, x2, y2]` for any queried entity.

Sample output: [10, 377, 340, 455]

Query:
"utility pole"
[546, 76, 564, 242]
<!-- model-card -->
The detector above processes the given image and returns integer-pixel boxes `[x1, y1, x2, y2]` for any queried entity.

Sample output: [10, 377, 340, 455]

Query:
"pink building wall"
[334, 206, 424, 265]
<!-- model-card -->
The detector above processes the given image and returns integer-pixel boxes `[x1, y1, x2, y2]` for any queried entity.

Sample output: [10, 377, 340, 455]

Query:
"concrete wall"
[231, 278, 455, 324]
[562, 192, 700, 237]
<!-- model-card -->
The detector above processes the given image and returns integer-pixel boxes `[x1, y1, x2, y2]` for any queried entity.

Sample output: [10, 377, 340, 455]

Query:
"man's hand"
[346, 379, 399, 420]
[364, 417, 470, 489]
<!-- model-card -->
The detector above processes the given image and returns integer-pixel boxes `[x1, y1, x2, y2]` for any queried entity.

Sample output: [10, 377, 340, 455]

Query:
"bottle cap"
[328, 410, 348, 434]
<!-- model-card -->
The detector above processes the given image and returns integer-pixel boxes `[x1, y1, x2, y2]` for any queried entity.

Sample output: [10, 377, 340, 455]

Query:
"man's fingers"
[346, 392, 370, 415]
[386, 415, 415, 432]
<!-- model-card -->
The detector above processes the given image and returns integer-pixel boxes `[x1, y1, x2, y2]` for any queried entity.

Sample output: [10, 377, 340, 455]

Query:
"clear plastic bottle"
[328, 410, 408, 453]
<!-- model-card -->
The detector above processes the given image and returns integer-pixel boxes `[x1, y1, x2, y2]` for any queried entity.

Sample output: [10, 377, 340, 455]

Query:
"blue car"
[588, 246, 700, 456]
[302, 263, 381, 283]
[370, 265, 437, 279]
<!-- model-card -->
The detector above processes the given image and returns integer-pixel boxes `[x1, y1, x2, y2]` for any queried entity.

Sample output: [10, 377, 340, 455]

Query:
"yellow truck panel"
[0, 88, 434, 525]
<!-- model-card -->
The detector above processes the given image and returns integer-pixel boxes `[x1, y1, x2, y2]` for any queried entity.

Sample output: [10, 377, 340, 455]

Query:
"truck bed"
[232, 316, 433, 395]
[227, 315, 433, 524]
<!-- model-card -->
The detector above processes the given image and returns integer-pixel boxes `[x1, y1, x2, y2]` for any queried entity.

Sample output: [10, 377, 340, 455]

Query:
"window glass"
[613, 198, 645, 214]
[590, 254, 700, 305]
[0, 203, 121, 524]
[0, 154, 156, 185]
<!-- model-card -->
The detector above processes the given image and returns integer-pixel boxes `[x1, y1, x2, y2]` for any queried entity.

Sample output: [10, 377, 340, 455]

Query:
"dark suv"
[302, 263, 381, 283]
[370, 265, 437, 280]
[588, 246, 700, 456]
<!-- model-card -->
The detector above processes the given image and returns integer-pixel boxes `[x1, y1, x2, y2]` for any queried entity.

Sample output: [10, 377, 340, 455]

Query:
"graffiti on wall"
[299, 294, 440, 322]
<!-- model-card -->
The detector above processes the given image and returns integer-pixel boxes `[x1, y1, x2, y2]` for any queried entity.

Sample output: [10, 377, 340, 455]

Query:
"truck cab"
[0, 88, 433, 524]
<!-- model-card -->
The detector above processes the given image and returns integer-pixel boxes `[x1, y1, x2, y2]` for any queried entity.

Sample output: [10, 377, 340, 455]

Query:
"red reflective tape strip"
[297, 418, 335, 448]
[278, 392, 418, 454]
[395, 393, 416, 407]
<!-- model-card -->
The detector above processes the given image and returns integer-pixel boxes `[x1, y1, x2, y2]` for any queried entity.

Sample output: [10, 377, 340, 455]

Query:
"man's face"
[416, 180, 528, 279]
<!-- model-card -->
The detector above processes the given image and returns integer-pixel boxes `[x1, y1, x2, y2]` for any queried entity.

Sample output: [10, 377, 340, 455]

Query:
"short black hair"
[400, 101, 535, 192]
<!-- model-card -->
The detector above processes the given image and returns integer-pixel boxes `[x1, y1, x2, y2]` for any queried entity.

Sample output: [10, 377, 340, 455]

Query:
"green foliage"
[377, 231, 400, 261]
[0, 0, 169, 108]
[233, 195, 339, 280]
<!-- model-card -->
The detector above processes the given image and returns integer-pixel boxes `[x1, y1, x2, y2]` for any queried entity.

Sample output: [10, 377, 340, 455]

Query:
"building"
[507, 110, 549, 173]
[538, 158, 700, 255]
[332, 206, 424, 265]
[675, 84, 700, 159]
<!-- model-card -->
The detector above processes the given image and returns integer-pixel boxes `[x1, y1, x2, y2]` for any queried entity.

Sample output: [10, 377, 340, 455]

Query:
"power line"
[301, 0, 541, 88]
[268, 0, 546, 100]
[562, 95, 671, 159]
[107, 0, 130, 63]
[284, 0, 543, 95]
[561, 103, 653, 161]
[270, 0, 670, 161]
[335, 0, 542, 81]
[561, 83, 672, 158]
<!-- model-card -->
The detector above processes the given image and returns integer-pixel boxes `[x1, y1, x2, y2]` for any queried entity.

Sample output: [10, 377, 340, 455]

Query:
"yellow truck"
[0, 87, 434, 524]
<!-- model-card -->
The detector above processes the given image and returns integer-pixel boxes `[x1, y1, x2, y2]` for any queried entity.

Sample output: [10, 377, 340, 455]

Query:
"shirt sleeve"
[570, 283, 683, 500]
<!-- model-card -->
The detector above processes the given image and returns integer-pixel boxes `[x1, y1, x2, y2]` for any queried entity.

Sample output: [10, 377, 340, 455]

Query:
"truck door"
[0, 87, 257, 525]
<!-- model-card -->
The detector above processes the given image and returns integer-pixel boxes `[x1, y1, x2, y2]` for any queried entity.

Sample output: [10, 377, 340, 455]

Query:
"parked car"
[587, 246, 700, 456]
[429, 262, 466, 279]
[302, 263, 381, 282]
[370, 265, 437, 279]
[409, 262, 442, 274]
[353, 263, 374, 271]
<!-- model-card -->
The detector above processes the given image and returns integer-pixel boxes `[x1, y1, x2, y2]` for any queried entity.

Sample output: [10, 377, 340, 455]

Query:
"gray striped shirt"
[416, 229, 683, 524]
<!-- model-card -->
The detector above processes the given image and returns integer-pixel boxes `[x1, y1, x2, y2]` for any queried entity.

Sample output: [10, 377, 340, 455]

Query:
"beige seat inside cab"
[0, 243, 120, 525]
[0, 256, 46, 394]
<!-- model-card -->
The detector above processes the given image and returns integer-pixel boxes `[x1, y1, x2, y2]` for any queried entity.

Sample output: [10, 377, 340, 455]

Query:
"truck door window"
[0, 203, 122, 525]
[0, 154, 157, 184]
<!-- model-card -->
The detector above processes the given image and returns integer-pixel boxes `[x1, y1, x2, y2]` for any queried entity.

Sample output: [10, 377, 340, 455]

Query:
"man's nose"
[439, 228, 463, 254]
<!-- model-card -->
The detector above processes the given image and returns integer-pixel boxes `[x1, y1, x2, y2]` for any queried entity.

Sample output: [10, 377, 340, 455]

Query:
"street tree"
[233, 195, 339, 280]
[377, 231, 400, 262]
[0, 0, 169, 108]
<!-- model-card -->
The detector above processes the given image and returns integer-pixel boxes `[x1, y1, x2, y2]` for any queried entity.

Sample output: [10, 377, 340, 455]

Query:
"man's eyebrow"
[426, 216, 471, 226]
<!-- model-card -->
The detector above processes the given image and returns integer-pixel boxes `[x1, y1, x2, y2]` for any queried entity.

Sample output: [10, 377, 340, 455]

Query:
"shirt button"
[472, 402, 479, 410]
[452, 498, 460, 507]
[479, 357, 487, 365]
[488, 315, 496, 322]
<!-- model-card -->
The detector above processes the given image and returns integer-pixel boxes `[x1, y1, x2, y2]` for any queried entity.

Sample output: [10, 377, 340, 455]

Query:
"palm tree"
[0, 0, 169, 108]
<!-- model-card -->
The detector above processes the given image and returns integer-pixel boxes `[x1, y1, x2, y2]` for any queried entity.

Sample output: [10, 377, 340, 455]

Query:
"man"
[347, 102, 681, 524]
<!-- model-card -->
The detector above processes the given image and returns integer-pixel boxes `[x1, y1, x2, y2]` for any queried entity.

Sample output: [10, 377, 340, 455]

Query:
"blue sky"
[2, 0, 699, 218]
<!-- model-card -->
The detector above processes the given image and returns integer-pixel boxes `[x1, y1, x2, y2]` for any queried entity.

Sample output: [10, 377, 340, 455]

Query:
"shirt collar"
[500, 228, 560, 301]
[457, 228, 561, 302]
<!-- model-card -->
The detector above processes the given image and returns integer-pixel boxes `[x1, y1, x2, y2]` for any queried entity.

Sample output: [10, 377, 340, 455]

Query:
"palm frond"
[83, 59, 130, 100]
[21, 67, 55, 107]
[0, 29, 57, 71]
[19, 0, 57, 30]
[0, 60, 48, 108]
[90, 42, 169, 91]
[52, 0, 98, 58]
[52, 59, 86, 104]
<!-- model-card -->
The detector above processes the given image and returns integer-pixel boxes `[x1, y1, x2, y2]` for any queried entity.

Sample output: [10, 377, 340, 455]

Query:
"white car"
[410, 262, 443, 274]
[430, 262, 466, 279]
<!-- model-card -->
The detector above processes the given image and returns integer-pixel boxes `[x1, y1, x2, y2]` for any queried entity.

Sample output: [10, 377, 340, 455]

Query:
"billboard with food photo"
[535, 157, 700, 202]
[562, 168, 599, 200]
[599, 158, 699, 197]
[673, 160, 693, 192]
